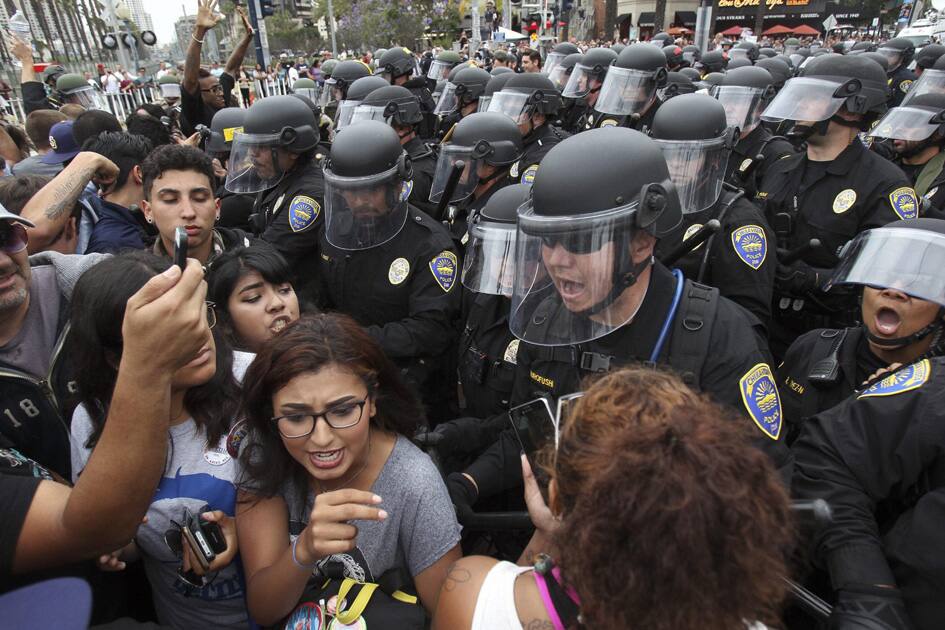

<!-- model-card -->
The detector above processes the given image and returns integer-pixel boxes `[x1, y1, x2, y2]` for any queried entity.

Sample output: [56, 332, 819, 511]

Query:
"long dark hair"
[69, 251, 240, 450]
[239, 313, 424, 499]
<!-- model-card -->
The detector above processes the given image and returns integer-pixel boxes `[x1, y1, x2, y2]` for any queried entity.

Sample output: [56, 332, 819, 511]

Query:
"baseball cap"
[0, 202, 35, 228]
[41, 121, 80, 164]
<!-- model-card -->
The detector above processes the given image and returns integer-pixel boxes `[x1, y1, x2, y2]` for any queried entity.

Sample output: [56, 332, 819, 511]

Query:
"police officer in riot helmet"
[435, 66, 492, 138]
[791, 224, 945, 630]
[915, 44, 945, 79]
[477, 71, 515, 114]
[651, 32, 673, 47]
[445, 128, 792, 518]
[868, 92, 945, 213]
[678, 66, 702, 83]
[714, 66, 796, 198]
[429, 112, 524, 237]
[428, 50, 464, 84]
[662, 44, 686, 71]
[682, 44, 701, 65]
[559, 47, 618, 132]
[319, 121, 460, 419]
[206, 107, 254, 231]
[378, 47, 437, 140]
[351, 84, 440, 219]
[728, 57, 753, 70]
[321, 59, 372, 121]
[334, 74, 388, 132]
[755, 56, 793, 91]
[225, 95, 324, 299]
[487, 73, 569, 185]
[730, 41, 760, 63]
[543, 41, 580, 77]
[878, 37, 918, 108]
[659, 71, 697, 103]
[696, 50, 728, 77]
[594, 43, 668, 131]
[292, 77, 320, 104]
[756, 53, 920, 358]
[783, 37, 801, 55]
[652, 93, 777, 326]
[759, 47, 778, 59]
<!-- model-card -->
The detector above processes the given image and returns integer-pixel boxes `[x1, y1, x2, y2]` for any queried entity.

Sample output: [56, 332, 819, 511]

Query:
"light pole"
[115, 2, 142, 71]
[104, 0, 133, 71]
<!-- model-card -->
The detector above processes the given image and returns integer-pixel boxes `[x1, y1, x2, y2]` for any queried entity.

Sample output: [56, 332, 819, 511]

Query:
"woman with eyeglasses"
[235, 313, 462, 626]
[432, 367, 794, 630]
[207, 243, 301, 353]
[67, 251, 254, 629]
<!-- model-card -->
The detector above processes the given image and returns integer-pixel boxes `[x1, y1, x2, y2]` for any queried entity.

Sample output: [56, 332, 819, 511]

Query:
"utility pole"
[247, 0, 271, 69]
[327, 0, 338, 56]
[104, 0, 132, 70]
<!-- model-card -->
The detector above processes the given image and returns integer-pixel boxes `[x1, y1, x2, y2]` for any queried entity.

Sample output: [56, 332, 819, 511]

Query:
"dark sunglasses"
[540, 232, 611, 255]
[0, 223, 28, 255]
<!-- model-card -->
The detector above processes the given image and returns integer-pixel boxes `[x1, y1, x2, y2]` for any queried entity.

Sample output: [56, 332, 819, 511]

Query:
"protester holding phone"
[235, 313, 461, 626]
[67, 251, 253, 629]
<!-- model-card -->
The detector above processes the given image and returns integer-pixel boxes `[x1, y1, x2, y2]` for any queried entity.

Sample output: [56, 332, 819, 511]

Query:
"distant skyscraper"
[125, 0, 155, 32]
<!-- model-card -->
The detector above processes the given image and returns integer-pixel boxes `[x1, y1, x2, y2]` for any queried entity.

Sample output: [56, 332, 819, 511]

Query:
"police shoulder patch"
[429, 250, 458, 292]
[521, 164, 539, 185]
[400, 179, 414, 202]
[833, 189, 857, 214]
[288, 195, 320, 232]
[388, 257, 410, 285]
[859, 359, 931, 399]
[900, 79, 913, 94]
[889, 186, 918, 220]
[731, 224, 767, 270]
[738, 363, 782, 441]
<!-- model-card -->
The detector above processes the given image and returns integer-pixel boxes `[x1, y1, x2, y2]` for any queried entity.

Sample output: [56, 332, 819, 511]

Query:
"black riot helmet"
[659, 71, 696, 102]
[207, 107, 246, 154]
[596, 43, 668, 116]
[682, 45, 702, 65]
[325, 60, 373, 100]
[731, 41, 759, 62]
[848, 41, 877, 55]
[877, 37, 915, 73]
[696, 50, 728, 75]
[448, 61, 477, 82]
[479, 71, 516, 112]
[225, 95, 319, 194]
[715, 66, 777, 134]
[759, 47, 777, 59]
[335, 75, 390, 130]
[462, 183, 531, 296]
[861, 51, 889, 73]
[491, 66, 514, 76]
[378, 47, 418, 82]
[916, 44, 945, 72]
[489, 72, 563, 123]
[696, 71, 725, 92]
[430, 112, 524, 204]
[651, 94, 734, 214]
[755, 57, 792, 89]
[763, 53, 890, 130]
[545, 42, 581, 76]
[611, 42, 627, 55]
[353, 85, 423, 129]
[902, 53, 945, 106]
[436, 66, 492, 115]
[323, 121, 413, 250]
[561, 47, 618, 99]
[509, 128, 682, 346]
[728, 58, 753, 70]
[651, 32, 673, 47]
[679, 67, 702, 82]
[662, 44, 685, 69]
[868, 92, 945, 154]
[548, 52, 584, 91]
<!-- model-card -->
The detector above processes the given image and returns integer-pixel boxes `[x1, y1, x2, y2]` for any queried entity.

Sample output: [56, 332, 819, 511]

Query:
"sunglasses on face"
[540, 232, 612, 255]
[0, 223, 28, 255]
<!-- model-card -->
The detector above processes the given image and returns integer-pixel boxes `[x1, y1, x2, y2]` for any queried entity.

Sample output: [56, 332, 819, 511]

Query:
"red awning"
[719, 25, 743, 36]
[792, 24, 821, 35]
[763, 24, 793, 35]
[668, 26, 692, 35]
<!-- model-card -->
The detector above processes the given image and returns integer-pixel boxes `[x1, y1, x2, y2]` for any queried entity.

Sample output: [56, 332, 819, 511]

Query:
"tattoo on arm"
[44, 166, 95, 221]
[442, 562, 471, 592]
[523, 621, 554, 630]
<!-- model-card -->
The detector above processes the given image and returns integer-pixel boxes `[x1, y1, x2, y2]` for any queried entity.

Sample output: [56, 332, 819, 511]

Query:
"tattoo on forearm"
[523, 620, 554, 630]
[443, 562, 471, 592]
[45, 166, 94, 221]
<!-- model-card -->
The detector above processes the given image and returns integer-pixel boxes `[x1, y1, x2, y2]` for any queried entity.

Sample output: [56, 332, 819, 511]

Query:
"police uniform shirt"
[755, 138, 919, 269]
[657, 190, 777, 327]
[887, 65, 917, 109]
[725, 124, 796, 199]
[793, 356, 945, 629]
[458, 291, 517, 418]
[402, 136, 440, 220]
[217, 184, 256, 232]
[509, 124, 570, 187]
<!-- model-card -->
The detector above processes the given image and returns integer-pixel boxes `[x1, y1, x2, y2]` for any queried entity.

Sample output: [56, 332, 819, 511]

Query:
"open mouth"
[270, 316, 291, 334]
[309, 448, 344, 470]
[874, 307, 902, 337]
[555, 277, 586, 301]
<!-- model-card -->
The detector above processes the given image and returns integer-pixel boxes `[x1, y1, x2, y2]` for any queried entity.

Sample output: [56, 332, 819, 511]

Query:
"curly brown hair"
[550, 367, 793, 630]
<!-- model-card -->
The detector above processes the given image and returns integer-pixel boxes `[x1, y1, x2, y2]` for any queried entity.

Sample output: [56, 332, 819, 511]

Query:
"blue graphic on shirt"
[153, 467, 236, 515]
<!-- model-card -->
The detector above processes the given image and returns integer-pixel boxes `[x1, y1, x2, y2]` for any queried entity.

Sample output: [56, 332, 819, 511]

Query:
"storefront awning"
[675, 11, 697, 26]
[617, 12, 632, 24]
[638, 11, 656, 26]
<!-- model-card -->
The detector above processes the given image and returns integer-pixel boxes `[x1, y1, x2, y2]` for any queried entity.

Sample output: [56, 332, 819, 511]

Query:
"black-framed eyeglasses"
[271, 399, 367, 439]
[201, 84, 224, 94]
[0, 222, 29, 255]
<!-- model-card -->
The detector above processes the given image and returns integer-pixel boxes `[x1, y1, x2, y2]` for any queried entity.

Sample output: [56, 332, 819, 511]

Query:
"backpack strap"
[665, 280, 719, 390]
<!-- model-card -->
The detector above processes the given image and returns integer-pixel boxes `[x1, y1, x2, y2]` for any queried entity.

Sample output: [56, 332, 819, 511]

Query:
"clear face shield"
[901, 69, 945, 106]
[543, 52, 567, 77]
[320, 83, 344, 108]
[462, 219, 518, 297]
[596, 67, 660, 115]
[761, 77, 852, 123]
[427, 60, 454, 81]
[160, 83, 181, 100]
[712, 85, 766, 133]
[295, 86, 320, 102]
[66, 86, 108, 111]
[429, 143, 488, 204]
[826, 228, 945, 307]
[477, 94, 493, 112]
[655, 135, 730, 214]
[334, 99, 361, 130]
[224, 132, 286, 194]
[547, 63, 571, 91]
[350, 104, 389, 126]
[785, 44, 799, 55]
[509, 201, 647, 346]
[323, 164, 410, 250]
[683, 51, 698, 64]
[561, 63, 599, 98]
[869, 106, 944, 141]
[878, 47, 904, 71]
[487, 90, 533, 124]
[434, 82, 460, 114]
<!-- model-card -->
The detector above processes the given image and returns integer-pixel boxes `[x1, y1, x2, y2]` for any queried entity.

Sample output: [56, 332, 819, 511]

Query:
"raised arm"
[225, 6, 255, 77]
[182, 0, 223, 94]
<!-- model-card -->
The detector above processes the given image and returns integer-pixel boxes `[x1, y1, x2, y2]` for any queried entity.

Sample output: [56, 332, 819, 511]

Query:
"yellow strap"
[335, 581, 379, 625]
[391, 590, 418, 604]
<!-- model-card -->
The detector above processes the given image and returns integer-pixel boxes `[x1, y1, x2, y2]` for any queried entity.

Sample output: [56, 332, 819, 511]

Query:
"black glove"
[776, 259, 821, 296]
[447, 472, 479, 514]
[830, 584, 916, 630]
[415, 417, 486, 455]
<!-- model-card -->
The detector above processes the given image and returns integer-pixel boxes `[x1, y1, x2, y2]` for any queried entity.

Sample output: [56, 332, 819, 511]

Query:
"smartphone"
[180, 509, 226, 571]
[554, 392, 585, 447]
[508, 397, 556, 477]
[173, 226, 188, 269]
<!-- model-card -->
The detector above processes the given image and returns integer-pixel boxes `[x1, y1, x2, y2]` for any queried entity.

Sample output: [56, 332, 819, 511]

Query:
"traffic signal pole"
[247, 0, 272, 69]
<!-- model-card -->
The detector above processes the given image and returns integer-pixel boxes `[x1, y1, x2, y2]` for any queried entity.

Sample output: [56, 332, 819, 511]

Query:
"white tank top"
[471, 560, 532, 630]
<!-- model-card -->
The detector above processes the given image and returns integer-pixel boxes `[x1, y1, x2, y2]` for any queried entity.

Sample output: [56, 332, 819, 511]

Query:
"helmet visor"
[429, 143, 484, 204]
[826, 228, 945, 307]
[462, 220, 518, 296]
[869, 106, 943, 141]
[351, 104, 389, 126]
[729, 48, 748, 60]
[712, 85, 765, 133]
[323, 164, 410, 250]
[67, 86, 108, 111]
[477, 94, 493, 112]
[334, 100, 360, 130]
[160, 83, 181, 99]
[683, 51, 698, 63]
[427, 59, 453, 81]
[655, 135, 730, 214]
[295, 86, 320, 102]
[595, 67, 658, 115]
[434, 82, 460, 114]
[877, 47, 904, 70]
[224, 132, 286, 194]
[547, 64, 571, 90]
[901, 69, 945, 106]
[761, 77, 847, 122]
[543, 52, 567, 77]
[561, 63, 599, 98]
[487, 90, 532, 124]
[510, 200, 645, 346]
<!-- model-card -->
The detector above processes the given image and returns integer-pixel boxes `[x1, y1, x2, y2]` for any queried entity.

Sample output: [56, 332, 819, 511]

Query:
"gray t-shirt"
[71, 351, 254, 630]
[0, 265, 61, 377]
[11, 155, 62, 177]
[282, 435, 461, 583]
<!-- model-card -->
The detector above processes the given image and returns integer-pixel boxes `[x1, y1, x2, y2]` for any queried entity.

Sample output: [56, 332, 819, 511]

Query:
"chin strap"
[863, 307, 945, 349]
[577, 254, 654, 318]
[477, 166, 510, 188]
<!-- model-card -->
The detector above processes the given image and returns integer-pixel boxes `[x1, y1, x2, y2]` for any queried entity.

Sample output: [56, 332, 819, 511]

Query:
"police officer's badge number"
[889, 187, 918, 220]
[400, 180, 414, 202]
[731, 225, 767, 270]
[521, 165, 539, 185]
[859, 359, 931, 398]
[738, 363, 782, 440]
[429, 251, 458, 292]
[288, 195, 320, 232]
[833, 189, 857, 214]
[388, 257, 410, 285]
